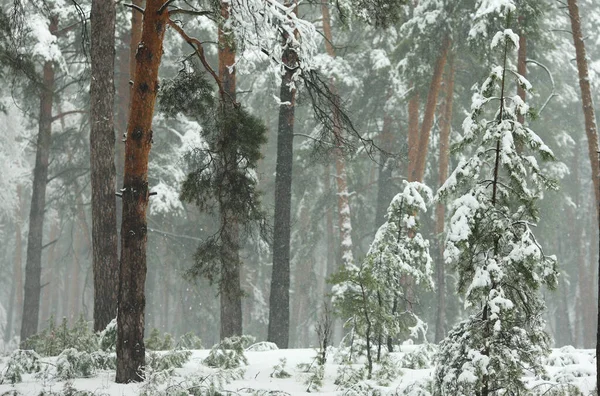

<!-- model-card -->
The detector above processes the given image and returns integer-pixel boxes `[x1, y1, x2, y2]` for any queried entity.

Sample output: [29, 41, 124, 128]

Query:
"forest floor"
[0, 344, 596, 395]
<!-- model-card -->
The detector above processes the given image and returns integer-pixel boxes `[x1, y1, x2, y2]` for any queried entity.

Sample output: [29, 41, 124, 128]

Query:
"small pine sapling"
[331, 181, 433, 378]
[434, 13, 558, 396]
[204, 335, 254, 369]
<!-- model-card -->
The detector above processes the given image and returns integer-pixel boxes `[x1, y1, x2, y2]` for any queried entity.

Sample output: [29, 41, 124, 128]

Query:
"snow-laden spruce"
[433, 24, 559, 396]
[332, 181, 433, 377]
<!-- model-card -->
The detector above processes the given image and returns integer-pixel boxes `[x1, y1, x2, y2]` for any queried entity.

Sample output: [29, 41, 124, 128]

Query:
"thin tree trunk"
[407, 94, 419, 180]
[116, 0, 168, 383]
[5, 185, 24, 343]
[412, 36, 450, 182]
[516, 21, 526, 127]
[21, 17, 57, 343]
[267, 1, 298, 348]
[90, 0, 119, 332]
[374, 101, 395, 229]
[218, 0, 243, 340]
[434, 53, 454, 343]
[321, 0, 354, 268]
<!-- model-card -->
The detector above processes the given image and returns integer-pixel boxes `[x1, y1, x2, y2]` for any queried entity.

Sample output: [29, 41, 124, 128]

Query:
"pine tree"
[332, 181, 433, 377]
[434, 17, 558, 396]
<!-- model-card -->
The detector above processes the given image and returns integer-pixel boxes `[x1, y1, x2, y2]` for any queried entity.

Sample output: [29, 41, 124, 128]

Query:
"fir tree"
[433, 14, 559, 396]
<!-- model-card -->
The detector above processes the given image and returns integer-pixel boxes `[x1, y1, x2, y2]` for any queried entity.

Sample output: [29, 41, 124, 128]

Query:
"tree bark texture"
[218, 0, 243, 340]
[412, 35, 450, 182]
[321, 0, 354, 268]
[116, 0, 168, 383]
[567, 0, 599, 208]
[90, 0, 119, 332]
[434, 53, 454, 343]
[267, 22, 298, 348]
[21, 17, 57, 342]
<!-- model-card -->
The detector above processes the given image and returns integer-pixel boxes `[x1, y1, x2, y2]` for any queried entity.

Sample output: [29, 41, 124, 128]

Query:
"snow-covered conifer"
[332, 181, 433, 376]
[433, 10, 559, 396]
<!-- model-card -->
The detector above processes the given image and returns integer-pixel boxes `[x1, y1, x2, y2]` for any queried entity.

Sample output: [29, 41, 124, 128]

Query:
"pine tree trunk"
[4, 185, 23, 343]
[407, 94, 420, 181]
[116, 0, 168, 383]
[567, 0, 599, 206]
[40, 221, 59, 324]
[374, 104, 395, 229]
[218, 0, 243, 340]
[90, 0, 119, 332]
[566, 0, 600, 363]
[321, 0, 354, 268]
[267, 7, 298, 348]
[412, 35, 450, 182]
[21, 17, 57, 342]
[434, 53, 454, 343]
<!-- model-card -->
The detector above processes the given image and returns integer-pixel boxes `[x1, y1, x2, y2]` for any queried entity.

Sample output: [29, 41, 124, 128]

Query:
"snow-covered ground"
[0, 344, 596, 395]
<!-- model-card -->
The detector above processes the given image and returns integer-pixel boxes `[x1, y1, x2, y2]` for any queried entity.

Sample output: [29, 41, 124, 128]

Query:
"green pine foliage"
[331, 181, 433, 377]
[22, 316, 99, 356]
[203, 335, 254, 369]
[433, 16, 559, 396]
[270, 358, 291, 379]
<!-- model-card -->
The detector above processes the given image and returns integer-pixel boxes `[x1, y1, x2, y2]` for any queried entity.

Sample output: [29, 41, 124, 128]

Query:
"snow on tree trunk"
[21, 17, 57, 343]
[90, 0, 119, 332]
[116, 0, 168, 383]
[321, 0, 354, 269]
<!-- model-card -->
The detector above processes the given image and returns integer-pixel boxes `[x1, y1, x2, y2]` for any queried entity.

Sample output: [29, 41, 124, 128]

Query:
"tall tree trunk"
[374, 103, 395, 229]
[5, 185, 23, 343]
[434, 53, 454, 343]
[412, 36, 450, 182]
[567, 0, 599, 206]
[321, 0, 354, 268]
[407, 93, 420, 180]
[268, 2, 298, 348]
[90, 0, 119, 332]
[218, 0, 243, 340]
[116, 0, 168, 383]
[40, 221, 59, 324]
[566, 1, 600, 372]
[21, 17, 57, 343]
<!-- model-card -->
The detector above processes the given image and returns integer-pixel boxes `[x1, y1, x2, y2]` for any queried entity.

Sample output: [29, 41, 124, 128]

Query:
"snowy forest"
[1, 0, 600, 394]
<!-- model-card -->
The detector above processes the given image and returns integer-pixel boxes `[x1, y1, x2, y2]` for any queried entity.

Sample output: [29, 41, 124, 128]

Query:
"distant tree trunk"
[40, 221, 59, 324]
[516, 22, 526, 127]
[412, 36, 450, 182]
[321, 0, 354, 268]
[90, 0, 119, 332]
[115, 0, 168, 383]
[407, 93, 420, 180]
[374, 102, 395, 229]
[218, 0, 243, 340]
[434, 53, 454, 343]
[268, 5, 298, 348]
[5, 185, 23, 343]
[21, 16, 57, 343]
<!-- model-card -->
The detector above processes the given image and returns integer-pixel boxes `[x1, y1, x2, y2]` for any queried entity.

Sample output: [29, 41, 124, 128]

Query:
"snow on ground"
[0, 345, 596, 395]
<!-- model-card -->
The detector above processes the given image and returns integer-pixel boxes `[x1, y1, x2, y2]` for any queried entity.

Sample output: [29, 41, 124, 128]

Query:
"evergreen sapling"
[434, 15, 558, 396]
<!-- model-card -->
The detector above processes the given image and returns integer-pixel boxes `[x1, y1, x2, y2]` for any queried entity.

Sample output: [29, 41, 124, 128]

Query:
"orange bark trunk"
[116, 0, 168, 383]
[413, 36, 450, 182]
